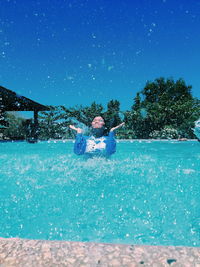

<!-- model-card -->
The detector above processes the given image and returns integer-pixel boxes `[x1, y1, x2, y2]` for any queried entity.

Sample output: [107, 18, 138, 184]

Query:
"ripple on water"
[0, 141, 199, 246]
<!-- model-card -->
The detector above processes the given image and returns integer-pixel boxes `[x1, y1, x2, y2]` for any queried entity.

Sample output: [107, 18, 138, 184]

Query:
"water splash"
[118, 112, 125, 121]
[193, 119, 200, 140]
[69, 117, 90, 135]
[0, 141, 199, 246]
[140, 108, 147, 119]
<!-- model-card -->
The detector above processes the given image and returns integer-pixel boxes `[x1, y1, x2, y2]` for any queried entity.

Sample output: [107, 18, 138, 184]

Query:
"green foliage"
[3, 112, 26, 140]
[149, 126, 179, 139]
[39, 106, 67, 140]
[131, 77, 200, 138]
[103, 100, 122, 133]
[2, 77, 200, 140]
[66, 102, 104, 126]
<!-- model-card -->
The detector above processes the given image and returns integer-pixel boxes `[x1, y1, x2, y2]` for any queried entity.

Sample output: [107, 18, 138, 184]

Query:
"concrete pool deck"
[0, 238, 199, 267]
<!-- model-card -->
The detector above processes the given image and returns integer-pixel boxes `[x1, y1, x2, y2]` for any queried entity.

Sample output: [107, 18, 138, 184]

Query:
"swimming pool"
[0, 140, 199, 247]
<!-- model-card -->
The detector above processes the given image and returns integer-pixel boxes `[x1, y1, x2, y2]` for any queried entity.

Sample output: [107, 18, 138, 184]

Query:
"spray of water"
[140, 108, 147, 119]
[1, 141, 199, 246]
[193, 118, 200, 140]
[68, 117, 90, 135]
[118, 112, 125, 121]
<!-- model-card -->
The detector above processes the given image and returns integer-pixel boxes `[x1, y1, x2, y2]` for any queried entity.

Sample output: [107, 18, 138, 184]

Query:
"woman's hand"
[110, 122, 125, 132]
[69, 125, 83, 134]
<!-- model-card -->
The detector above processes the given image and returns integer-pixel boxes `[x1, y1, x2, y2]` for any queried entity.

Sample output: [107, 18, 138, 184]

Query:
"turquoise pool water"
[0, 140, 199, 247]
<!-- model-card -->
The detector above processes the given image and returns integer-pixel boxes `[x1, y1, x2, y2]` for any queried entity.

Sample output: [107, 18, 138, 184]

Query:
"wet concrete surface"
[0, 238, 199, 267]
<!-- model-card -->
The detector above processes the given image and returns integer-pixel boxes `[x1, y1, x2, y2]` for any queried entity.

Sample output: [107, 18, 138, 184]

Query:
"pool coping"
[0, 238, 199, 266]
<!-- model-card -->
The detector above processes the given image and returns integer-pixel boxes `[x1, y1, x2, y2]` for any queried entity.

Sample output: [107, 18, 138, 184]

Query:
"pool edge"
[0, 237, 199, 266]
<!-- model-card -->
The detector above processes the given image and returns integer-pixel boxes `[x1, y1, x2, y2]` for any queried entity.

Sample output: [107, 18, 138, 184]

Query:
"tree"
[39, 106, 66, 139]
[4, 112, 26, 140]
[62, 102, 104, 126]
[126, 93, 150, 138]
[138, 77, 200, 138]
[103, 100, 122, 132]
[3, 77, 199, 140]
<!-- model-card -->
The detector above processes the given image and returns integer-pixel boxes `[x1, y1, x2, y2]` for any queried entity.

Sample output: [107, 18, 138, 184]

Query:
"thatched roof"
[0, 86, 50, 111]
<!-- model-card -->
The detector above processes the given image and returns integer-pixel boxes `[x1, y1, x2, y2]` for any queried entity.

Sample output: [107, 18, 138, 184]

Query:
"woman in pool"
[69, 116, 124, 156]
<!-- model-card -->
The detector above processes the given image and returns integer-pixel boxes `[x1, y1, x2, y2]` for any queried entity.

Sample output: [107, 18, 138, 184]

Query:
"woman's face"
[91, 116, 105, 129]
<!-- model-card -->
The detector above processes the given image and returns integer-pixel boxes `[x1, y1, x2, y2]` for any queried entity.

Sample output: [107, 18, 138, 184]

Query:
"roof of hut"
[0, 86, 50, 111]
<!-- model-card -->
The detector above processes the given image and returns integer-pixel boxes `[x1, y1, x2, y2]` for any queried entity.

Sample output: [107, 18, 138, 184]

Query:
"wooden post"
[0, 96, 8, 139]
[33, 110, 39, 142]
[0, 96, 8, 127]
[0, 96, 4, 124]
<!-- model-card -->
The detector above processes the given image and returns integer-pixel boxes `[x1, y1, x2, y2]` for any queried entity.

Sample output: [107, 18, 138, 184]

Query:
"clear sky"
[1, 0, 200, 112]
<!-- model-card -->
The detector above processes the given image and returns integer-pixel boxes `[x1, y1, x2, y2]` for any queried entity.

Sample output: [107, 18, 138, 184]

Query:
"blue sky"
[1, 0, 200, 113]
